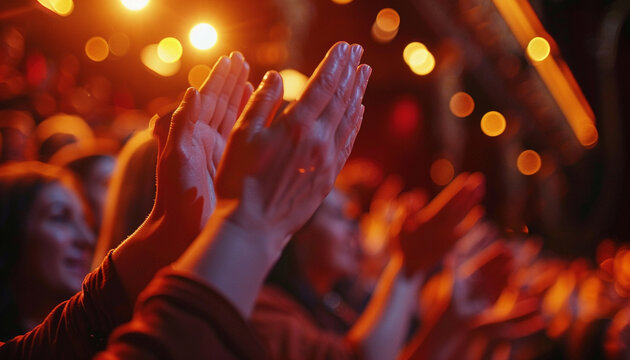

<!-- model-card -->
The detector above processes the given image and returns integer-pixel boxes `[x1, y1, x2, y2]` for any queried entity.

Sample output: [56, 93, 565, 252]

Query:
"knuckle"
[317, 73, 338, 94]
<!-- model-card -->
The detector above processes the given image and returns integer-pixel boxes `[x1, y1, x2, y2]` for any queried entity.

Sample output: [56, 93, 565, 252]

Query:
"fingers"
[218, 55, 251, 138]
[235, 71, 284, 134]
[209, 52, 248, 129]
[317, 44, 364, 133]
[334, 64, 371, 155]
[150, 110, 174, 155]
[284, 42, 351, 125]
[198, 56, 231, 123]
[335, 104, 364, 174]
[167, 87, 199, 144]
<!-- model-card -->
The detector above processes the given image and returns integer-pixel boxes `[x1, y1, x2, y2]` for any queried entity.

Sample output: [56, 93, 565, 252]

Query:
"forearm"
[111, 210, 195, 302]
[348, 255, 423, 360]
[172, 201, 282, 318]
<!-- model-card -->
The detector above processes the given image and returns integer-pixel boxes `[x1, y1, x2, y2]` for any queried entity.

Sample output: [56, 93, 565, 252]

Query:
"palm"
[153, 53, 252, 240]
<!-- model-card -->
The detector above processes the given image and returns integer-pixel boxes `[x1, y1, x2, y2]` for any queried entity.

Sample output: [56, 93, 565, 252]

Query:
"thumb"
[235, 71, 283, 134]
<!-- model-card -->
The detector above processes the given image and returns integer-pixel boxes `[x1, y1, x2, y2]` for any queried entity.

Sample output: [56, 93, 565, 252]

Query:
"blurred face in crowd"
[14, 181, 95, 298]
[298, 189, 362, 282]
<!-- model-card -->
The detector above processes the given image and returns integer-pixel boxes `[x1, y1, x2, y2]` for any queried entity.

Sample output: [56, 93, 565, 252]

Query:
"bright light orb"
[157, 37, 183, 63]
[332, 0, 353, 4]
[141, 44, 180, 77]
[190, 23, 218, 50]
[38, 0, 74, 16]
[279, 69, 308, 101]
[403, 42, 426, 64]
[121, 0, 149, 11]
[410, 52, 435, 76]
[480, 111, 507, 137]
[527, 37, 551, 62]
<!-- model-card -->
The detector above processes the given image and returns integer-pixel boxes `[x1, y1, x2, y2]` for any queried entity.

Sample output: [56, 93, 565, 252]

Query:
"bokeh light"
[108, 33, 130, 57]
[517, 150, 542, 175]
[430, 159, 455, 186]
[372, 8, 400, 43]
[157, 37, 183, 63]
[85, 37, 109, 62]
[189, 23, 218, 50]
[480, 111, 507, 137]
[331, 0, 353, 4]
[141, 44, 181, 77]
[121, 0, 149, 11]
[449, 92, 475, 118]
[404, 42, 435, 76]
[527, 37, 551, 62]
[279, 69, 308, 101]
[37, 0, 74, 16]
[578, 123, 599, 148]
[188, 64, 211, 89]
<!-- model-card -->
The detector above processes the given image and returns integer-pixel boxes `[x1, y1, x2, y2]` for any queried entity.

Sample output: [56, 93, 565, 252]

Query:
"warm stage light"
[121, 0, 149, 11]
[527, 37, 551, 62]
[517, 150, 542, 175]
[189, 23, 218, 50]
[157, 37, 183, 63]
[279, 69, 308, 101]
[141, 44, 180, 77]
[188, 64, 211, 89]
[85, 37, 109, 62]
[38, 0, 73, 16]
[372, 8, 400, 43]
[430, 159, 455, 186]
[403, 42, 435, 76]
[449, 92, 475, 118]
[480, 111, 506, 137]
[332, 0, 353, 4]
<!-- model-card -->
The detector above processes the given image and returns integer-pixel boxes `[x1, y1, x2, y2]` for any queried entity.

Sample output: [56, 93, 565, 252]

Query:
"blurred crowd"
[0, 9, 629, 360]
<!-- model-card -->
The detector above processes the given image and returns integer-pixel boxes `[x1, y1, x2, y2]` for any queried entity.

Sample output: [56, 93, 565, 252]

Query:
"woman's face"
[17, 181, 95, 297]
[300, 189, 362, 280]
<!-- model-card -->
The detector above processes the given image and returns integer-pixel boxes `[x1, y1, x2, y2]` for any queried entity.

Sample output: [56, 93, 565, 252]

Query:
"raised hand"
[215, 41, 371, 249]
[394, 172, 485, 274]
[151, 52, 253, 240]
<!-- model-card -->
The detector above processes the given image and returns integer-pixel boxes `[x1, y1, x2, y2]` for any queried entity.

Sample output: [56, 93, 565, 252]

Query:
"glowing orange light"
[376, 8, 400, 32]
[108, 33, 130, 57]
[491, 0, 596, 149]
[188, 64, 211, 89]
[372, 8, 400, 43]
[37, 0, 73, 16]
[527, 37, 551, 62]
[279, 69, 308, 101]
[449, 92, 475, 118]
[121, 0, 149, 11]
[517, 150, 542, 176]
[480, 111, 507, 137]
[404, 42, 435, 76]
[157, 37, 183, 63]
[141, 44, 180, 77]
[430, 159, 455, 186]
[403, 42, 425, 64]
[189, 23, 218, 50]
[85, 37, 109, 62]
[332, 0, 353, 4]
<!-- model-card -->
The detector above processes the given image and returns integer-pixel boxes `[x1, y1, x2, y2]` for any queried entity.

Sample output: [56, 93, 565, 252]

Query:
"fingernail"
[362, 65, 372, 79]
[351, 44, 363, 59]
[230, 51, 244, 61]
[339, 42, 349, 55]
[259, 71, 278, 89]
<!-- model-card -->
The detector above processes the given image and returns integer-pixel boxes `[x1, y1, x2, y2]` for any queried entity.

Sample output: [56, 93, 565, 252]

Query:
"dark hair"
[0, 161, 77, 340]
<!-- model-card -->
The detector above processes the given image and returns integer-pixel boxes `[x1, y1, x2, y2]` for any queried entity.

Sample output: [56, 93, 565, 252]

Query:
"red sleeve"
[251, 286, 357, 360]
[0, 251, 133, 359]
[95, 269, 269, 360]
